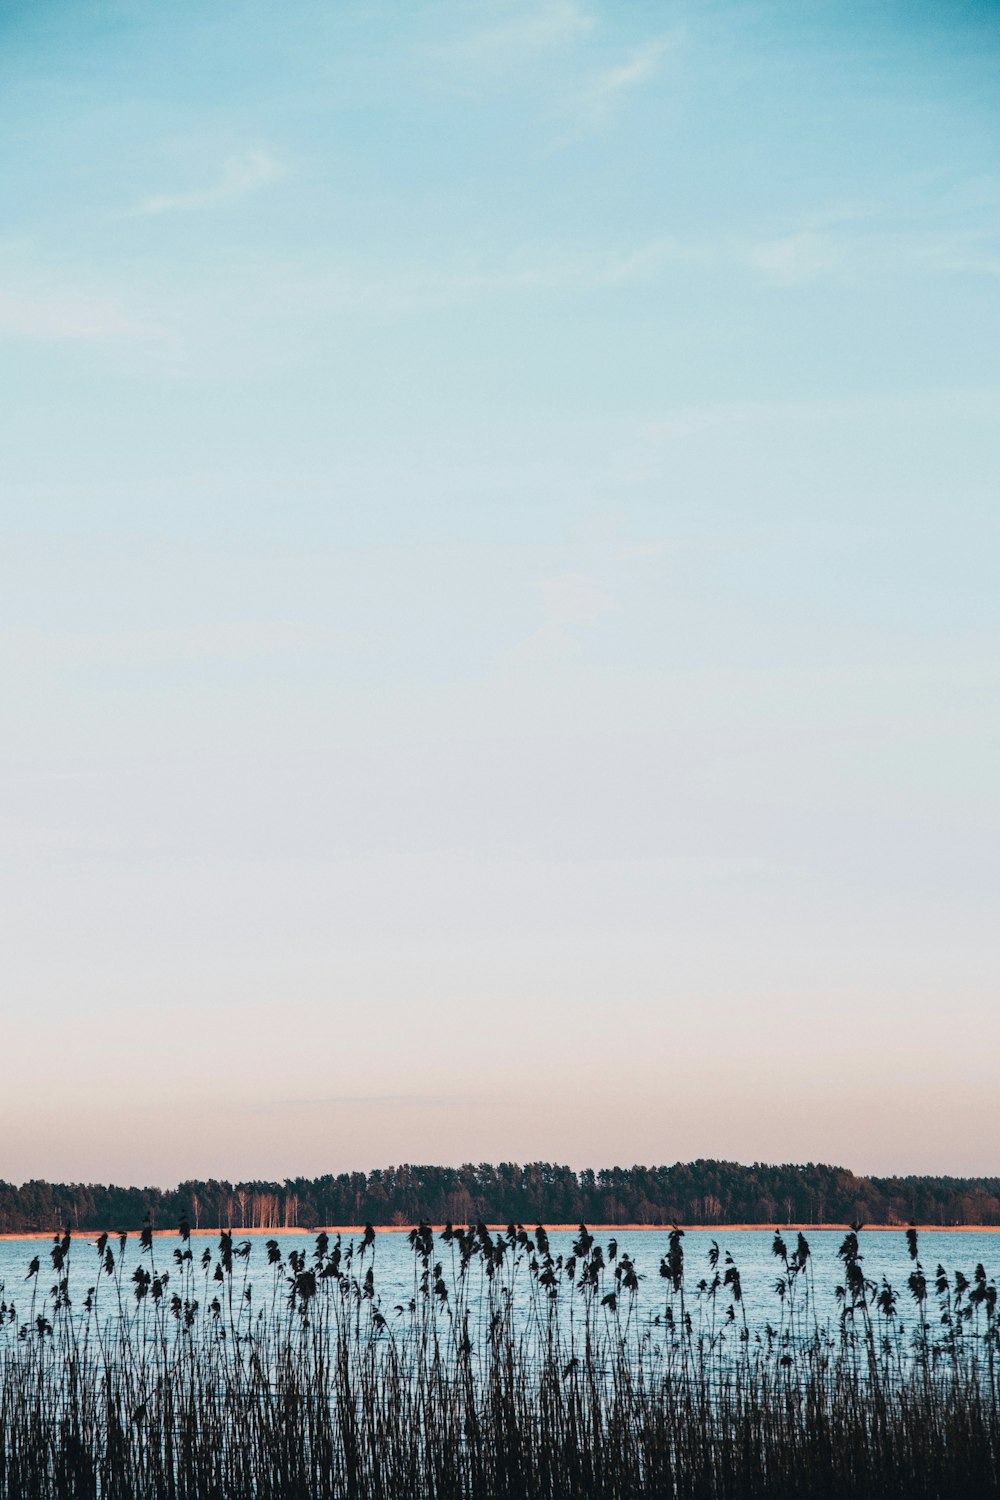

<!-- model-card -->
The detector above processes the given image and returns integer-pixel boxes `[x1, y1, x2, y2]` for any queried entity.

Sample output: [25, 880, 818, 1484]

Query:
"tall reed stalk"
[0, 1222, 997, 1498]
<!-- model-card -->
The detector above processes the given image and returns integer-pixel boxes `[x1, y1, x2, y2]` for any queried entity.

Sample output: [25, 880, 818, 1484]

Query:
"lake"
[3, 1224, 998, 1349]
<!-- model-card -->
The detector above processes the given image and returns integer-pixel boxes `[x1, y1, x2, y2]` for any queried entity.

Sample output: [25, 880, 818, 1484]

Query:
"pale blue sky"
[1, 0, 998, 1184]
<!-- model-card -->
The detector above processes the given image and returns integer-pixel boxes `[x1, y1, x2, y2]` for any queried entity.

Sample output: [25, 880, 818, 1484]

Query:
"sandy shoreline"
[3, 1222, 1000, 1241]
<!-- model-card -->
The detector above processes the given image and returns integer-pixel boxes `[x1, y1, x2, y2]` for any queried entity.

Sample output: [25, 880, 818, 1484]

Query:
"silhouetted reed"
[1, 1220, 998, 1498]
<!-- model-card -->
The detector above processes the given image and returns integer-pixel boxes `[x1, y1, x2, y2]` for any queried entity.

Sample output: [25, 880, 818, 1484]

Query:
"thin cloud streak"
[128, 150, 284, 217]
[576, 36, 672, 121]
[275, 235, 698, 318]
[747, 223, 1000, 284]
[425, 0, 594, 75]
[0, 622, 362, 669]
[0, 288, 169, 343]
[645, 386, 1000, 442]
[240, 209, 995, 331]
[243, 1095, 458, 1116]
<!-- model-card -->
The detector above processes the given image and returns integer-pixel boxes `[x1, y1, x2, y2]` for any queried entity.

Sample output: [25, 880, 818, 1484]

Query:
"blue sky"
[1, 0, 998, 1184]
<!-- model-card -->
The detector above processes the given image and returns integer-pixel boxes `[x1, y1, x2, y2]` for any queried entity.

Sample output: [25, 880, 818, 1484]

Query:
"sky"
[1, 0, 998, 1186]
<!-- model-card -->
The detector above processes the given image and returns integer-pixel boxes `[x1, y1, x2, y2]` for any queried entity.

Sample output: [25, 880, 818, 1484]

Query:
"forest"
[3, 1160, 1000, 1233]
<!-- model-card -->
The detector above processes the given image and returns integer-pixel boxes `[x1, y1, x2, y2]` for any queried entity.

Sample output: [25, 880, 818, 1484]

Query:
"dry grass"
[0, 1220, 998, 1499]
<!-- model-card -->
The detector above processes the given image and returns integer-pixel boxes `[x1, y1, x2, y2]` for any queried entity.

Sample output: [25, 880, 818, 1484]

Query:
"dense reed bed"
[1, 1220, 998, 1499]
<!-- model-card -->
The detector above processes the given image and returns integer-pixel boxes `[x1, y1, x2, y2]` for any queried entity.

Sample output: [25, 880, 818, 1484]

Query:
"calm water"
[2, 1226, 998, 1343]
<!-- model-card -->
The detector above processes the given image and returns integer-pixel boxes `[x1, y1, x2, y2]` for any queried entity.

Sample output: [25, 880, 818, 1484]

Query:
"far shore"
[4, 1222, 1000, 1241]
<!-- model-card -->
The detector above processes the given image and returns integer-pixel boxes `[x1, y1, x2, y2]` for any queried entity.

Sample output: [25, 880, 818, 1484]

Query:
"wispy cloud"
[0, 289, 168, 343]
[243, 1094, 454, 1116]
[574, 36, 671, 123]
[535, 572, 614, 631]
[903, 231, 1000, 279]
[387, 211, 1000, 303]
[746, 222, 1000, 285]
[283, 234, 695, 318]
[426, 0, 593, 76]
[129, 150, 283, 217]
[747, 230, 843, 285]
[647, 387, 1000, 443]
[0, 622, 360, 669]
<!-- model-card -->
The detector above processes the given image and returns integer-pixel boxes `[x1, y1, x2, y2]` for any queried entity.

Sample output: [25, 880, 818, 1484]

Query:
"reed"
[0, 1220, 997, 1498]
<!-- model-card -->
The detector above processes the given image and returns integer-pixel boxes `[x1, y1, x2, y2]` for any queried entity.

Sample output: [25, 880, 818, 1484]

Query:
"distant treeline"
[3, 1161, 1000, 1234]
